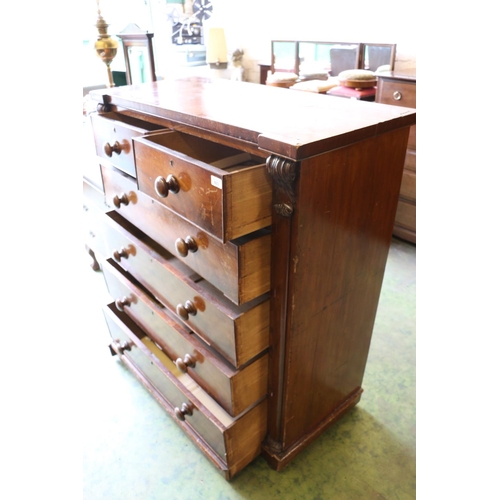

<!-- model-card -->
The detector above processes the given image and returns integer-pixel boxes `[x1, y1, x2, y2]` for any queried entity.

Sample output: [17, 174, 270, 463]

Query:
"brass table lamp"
[94, 0, 118, 87]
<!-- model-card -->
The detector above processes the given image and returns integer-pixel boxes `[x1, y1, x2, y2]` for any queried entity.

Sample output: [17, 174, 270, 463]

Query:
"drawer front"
[395, 198, 416, 232]
[103, 304, 228, 459]
[101, 212, 270, 368]
[399, 169, 416, 202]
[102, 259, 268, 416]
[82, 190, 107, 259]
[134, 131, 272, 242]
[82, 203, 106, 257]
[377, 79, 416, 109]
[83, 178, 107, 211]
[404, 149, 416, 172]
[101, 164, 271, 305]
[91, 113, 164, 178]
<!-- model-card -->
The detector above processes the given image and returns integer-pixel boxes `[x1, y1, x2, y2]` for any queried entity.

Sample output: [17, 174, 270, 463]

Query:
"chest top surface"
[91, 77, 416, 160]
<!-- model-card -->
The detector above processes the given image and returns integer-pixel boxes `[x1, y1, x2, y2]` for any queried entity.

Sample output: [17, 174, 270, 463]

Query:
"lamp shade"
[207, 28, 228, 68]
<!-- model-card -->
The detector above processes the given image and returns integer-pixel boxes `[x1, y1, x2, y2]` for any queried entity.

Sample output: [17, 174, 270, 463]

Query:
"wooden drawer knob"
[174, 402, 193, 421]
[176, 300, 197, 320]
[117, 340, 132, 353]
[104, 141, 122, 157]
[113, 247, 129, 262]
[110, 340, 132, 355]
[154, 175, 180, 198]
[393, 91, 402, 101]
[113, 193, 129, 208]
[115, 296, 131, 312]
[175, 236, 198, 257]
[175, 353, 196, 373]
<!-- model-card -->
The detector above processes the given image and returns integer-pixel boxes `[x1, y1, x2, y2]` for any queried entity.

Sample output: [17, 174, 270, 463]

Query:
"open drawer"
[102, 258, 268, 416]
[101, 211, 270, 368]
[104, 304, 267, 480]
[134, 131, 272, 242]
[101, 165, 271, 305]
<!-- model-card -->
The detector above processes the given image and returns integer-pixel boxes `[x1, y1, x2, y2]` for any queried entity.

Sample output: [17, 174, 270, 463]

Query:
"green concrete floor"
[82, 237, 415, 500]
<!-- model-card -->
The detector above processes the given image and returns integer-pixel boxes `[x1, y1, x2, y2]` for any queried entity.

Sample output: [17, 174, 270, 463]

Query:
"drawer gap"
[211, 153, 264, 172]
[142, 131, 251, 167]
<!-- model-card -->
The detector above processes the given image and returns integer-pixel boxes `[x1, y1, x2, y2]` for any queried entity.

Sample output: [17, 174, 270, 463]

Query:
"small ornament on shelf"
[231, 49, 244, 81]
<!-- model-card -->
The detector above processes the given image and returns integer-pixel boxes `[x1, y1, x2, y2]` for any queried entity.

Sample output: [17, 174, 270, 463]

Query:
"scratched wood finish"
[134, 131, 272, 242]
[104, 304, 267, 480]
[263, 127, 410, 464]
[90, 77, 416, 161]
[100, 211, 270, 368]
[101, 165, 271, 305]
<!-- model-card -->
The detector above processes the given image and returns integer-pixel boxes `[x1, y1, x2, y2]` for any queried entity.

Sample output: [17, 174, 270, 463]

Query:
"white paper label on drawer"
[211, 175, 223, 189]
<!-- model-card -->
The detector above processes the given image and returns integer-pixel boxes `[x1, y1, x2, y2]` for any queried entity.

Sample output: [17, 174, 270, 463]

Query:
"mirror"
[329, 43, 362, 76]
[298, 42, 339, 77]
[269, 40, 396, 79]
[271, 41, 298, 74]
[361, 43, 396, 72]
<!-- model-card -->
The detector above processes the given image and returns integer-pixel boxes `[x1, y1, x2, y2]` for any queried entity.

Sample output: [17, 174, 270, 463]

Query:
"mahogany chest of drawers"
[376, 69, 417, 243]
[84, 77, 415, 480]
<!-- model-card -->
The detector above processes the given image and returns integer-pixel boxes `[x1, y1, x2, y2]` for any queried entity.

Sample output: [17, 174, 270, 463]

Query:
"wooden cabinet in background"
[376, 69, 416, 243]
[85, 78, 415, 480]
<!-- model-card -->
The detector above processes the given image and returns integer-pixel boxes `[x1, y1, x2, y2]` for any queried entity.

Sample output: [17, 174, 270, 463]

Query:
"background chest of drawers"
[376, 69, 416, 243]
[83, 78, 415, 480]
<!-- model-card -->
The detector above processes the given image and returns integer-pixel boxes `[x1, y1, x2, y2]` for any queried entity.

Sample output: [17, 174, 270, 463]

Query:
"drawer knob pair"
[175, 353, 196, 373]
[174, 402, 193, 421]
[176, 300, 197, 320]
[115, 296, 131, 312]
[113, 247, 129, 262]
[175, 236, 198, 257]
[104, 141, 122, 157]
[113, 193, 129, 208]
[154, 175, 180, 198]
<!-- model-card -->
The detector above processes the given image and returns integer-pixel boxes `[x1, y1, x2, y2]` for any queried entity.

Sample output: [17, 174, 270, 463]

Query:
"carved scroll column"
[266, 155, 298, 217]
[263, 155, 300, 455]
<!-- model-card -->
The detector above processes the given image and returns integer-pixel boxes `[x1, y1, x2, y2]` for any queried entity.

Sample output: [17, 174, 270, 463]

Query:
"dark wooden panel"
[276, 128, 409, 450]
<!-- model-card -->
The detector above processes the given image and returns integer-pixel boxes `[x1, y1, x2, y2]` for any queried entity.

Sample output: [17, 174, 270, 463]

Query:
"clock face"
[192, 0, 213, 22]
